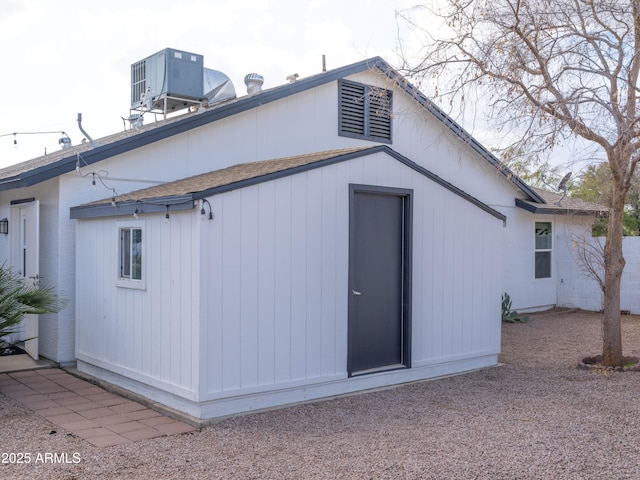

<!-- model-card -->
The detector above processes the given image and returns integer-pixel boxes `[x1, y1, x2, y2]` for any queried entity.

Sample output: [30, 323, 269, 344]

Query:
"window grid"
[120, 227, 142, 281]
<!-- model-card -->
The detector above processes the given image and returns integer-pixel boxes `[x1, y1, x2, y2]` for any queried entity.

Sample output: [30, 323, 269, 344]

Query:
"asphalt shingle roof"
[71, 145, 509, 223]
[90, 147, 373, 205]
[515, 186, 608, 215]
[0, 111, 193, 181]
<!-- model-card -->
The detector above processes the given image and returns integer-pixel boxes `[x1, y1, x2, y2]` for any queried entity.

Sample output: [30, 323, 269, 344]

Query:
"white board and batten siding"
[76, 209, 201, 401]
[197, 151, 502, 418]
[76, 150, 503, 420]
[499, 208, 598, 313]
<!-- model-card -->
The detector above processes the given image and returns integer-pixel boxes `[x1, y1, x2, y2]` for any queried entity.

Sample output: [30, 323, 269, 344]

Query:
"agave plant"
[0, 266, 61, 353]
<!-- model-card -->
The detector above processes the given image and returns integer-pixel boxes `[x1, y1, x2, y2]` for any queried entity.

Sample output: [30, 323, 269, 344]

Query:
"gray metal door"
[348, 185, 411, 376]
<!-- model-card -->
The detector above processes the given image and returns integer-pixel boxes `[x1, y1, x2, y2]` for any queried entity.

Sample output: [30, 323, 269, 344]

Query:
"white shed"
[0, 54, 606, 418]
[71, 146, 505, 421]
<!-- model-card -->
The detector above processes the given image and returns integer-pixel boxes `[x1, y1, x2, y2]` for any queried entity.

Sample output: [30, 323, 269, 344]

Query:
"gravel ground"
[3, 309, 640, 479]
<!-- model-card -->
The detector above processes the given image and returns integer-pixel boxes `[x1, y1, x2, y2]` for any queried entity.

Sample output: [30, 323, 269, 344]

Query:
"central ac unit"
[131, 48, 204, 111]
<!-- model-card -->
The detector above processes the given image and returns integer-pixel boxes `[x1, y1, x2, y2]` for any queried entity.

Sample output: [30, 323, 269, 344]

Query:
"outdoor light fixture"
[200, 199, 213, 220]
[0, 218, 8, 235]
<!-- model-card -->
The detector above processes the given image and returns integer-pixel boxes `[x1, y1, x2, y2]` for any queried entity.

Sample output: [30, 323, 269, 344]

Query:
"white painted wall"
[498, 207, 596, 312]
[74, 150, 503, 418]
[80, 70, 520, 212]
[0, 172, 167, 363]
[199, 152, 502, 400]
[349, 70, 521, 210]
[337, 71, 606, 316]
[76, 209, 201, 398]
[618, 238, 640, 313]
[558, 235, 640, 314]
[5, 66, 571, 370]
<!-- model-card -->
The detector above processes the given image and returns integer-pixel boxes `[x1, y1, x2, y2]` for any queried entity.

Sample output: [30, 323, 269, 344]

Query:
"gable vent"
[368, 87, 393, 140]
[340, 81, 366, 136]
[339, 79, 392, 143]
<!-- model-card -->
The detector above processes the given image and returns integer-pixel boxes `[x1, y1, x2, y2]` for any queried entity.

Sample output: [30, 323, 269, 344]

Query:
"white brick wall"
[563, 236, 640, 314]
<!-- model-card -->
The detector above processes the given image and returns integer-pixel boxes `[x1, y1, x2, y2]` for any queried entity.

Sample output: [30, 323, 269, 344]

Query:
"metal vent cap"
[244, 73, 264, 95]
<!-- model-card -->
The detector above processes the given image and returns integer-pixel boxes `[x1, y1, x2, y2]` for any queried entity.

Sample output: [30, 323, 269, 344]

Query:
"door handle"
[352, 290, 362, 296]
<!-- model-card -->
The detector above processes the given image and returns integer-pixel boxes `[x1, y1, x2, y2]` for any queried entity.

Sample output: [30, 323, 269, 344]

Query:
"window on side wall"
[535, 222, 552, 279]
[338, 79, 392, 143]
[118, 225, 143, 288]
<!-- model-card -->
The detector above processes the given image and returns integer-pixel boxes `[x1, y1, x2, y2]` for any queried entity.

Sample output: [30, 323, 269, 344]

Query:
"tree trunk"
[602, 184, 626, 366]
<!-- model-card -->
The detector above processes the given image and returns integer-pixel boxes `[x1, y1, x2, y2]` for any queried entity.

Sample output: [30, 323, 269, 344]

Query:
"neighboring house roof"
[70, 145, 507, 224]
[0, 56, 544, 205]
[515, 186, 608, 216]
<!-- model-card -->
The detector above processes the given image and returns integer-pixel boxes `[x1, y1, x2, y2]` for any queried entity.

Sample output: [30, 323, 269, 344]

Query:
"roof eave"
[376, 65, 546, 205]
[71, 195, 195, 219]
[515, 198, 608, 216]
[72, 146, 507, 225]
[0, 176, 27, 191]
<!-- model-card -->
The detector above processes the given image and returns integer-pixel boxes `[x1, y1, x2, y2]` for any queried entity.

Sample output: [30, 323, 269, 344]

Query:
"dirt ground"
[3, 309, 640, 479]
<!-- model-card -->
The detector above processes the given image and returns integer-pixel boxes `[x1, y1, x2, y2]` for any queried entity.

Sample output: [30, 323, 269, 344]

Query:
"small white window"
[118, 225, 144, 288]
[535, 222, 552, 279]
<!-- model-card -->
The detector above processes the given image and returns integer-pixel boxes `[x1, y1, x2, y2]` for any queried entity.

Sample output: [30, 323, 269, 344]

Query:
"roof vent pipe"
[244, 73, 264, 95]
[77, 113, 99, 149]
[58, 136, 72, 150]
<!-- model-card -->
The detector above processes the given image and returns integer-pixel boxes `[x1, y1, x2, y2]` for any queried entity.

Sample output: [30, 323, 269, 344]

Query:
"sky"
[0, 0, 414, 167]
[0, 0, 592, 179]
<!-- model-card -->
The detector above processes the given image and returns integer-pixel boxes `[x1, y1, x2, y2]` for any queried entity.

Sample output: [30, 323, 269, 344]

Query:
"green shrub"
[0, 266, 61, 352]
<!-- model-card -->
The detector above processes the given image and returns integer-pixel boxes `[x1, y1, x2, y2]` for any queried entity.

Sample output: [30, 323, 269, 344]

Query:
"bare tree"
[572, 231, 606, 298]
[397, 0, 640, 366]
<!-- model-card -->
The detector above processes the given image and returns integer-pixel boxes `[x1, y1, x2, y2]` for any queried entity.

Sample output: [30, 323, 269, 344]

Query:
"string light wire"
[75, 152, 212, 221]
[0, 130, 70, 147]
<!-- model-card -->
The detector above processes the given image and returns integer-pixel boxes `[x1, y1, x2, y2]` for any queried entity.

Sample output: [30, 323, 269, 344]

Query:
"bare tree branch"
[397, 0, 640, 366]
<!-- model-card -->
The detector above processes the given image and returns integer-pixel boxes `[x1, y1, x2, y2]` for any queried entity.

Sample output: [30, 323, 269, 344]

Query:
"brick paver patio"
[0, 368, 196, 447]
